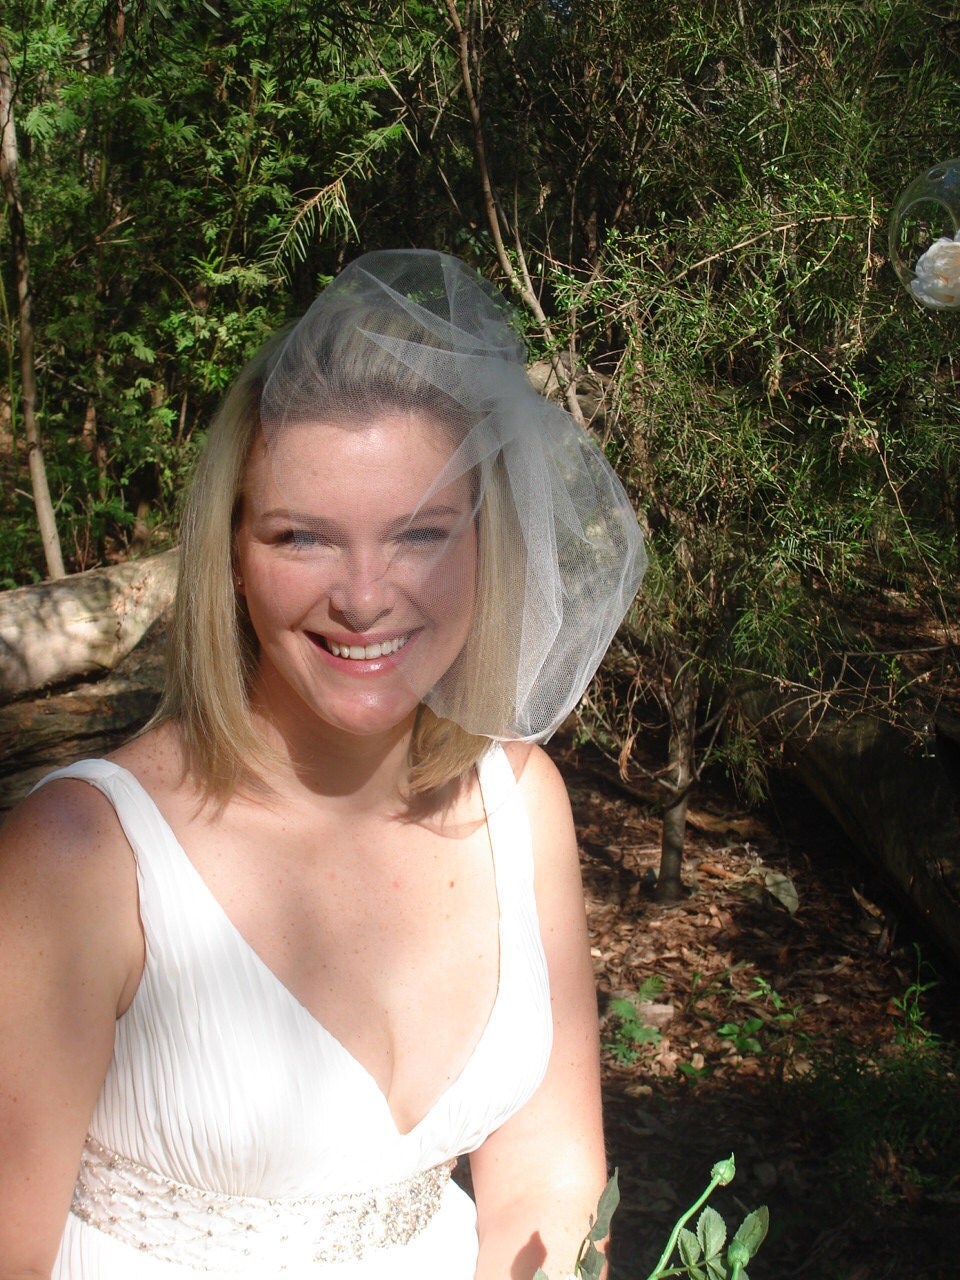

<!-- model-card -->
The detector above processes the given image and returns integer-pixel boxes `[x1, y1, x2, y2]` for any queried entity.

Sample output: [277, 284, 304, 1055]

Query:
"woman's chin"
[328, 704, 421, 740]
[286, 685, 424, 742]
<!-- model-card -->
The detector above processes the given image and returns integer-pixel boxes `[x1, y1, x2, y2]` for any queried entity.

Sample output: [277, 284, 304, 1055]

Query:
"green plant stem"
[644, 1172, 725, 1280]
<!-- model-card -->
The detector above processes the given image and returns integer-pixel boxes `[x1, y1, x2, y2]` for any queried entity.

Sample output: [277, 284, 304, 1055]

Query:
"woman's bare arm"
[0, 781, 142, 1276]
[470, 746, 609, 1280]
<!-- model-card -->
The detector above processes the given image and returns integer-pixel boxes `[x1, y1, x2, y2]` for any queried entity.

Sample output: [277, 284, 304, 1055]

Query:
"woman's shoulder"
[496, 742, 577, 869]
[0, 724, 181, 899]
[499, 741, 570, 807]
[0, 757, 144, 1008]
[2, 764, 126, 860]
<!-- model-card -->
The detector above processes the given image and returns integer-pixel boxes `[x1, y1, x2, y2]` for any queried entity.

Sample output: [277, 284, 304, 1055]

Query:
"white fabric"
[38, 745, 552, 1278]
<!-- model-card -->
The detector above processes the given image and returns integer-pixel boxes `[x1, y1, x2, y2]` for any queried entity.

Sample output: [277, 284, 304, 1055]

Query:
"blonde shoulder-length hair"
[153, 320, 523, 803]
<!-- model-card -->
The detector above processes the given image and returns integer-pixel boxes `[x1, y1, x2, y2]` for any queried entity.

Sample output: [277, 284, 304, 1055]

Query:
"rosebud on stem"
[645, 1155, 736, 1279]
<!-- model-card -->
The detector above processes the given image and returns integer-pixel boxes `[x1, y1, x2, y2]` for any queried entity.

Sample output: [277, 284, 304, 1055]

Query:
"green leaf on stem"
[579, 1239, 606, 1280]
[731, 1206, 769, 1258]
[697, 1205, 727, 1260]
[588, 1170, 621, 1241]
[678, 1226, 705, 1274]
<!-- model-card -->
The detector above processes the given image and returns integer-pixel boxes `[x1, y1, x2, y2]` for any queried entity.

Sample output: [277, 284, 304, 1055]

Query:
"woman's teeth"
[327, 635, 409, 660]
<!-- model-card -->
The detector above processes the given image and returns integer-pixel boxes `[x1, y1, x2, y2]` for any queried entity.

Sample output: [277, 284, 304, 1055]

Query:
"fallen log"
[784, 709, 960, 971]
[0, 620, 166, 811]
[0, 549, 178, 704]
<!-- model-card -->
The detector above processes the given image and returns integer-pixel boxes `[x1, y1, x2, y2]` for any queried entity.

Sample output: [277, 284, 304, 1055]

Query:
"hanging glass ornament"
[889, 157, 960, 309]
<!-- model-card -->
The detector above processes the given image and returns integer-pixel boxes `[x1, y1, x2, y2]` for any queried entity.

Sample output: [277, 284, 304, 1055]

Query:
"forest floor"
[552, 738, 960, 1280]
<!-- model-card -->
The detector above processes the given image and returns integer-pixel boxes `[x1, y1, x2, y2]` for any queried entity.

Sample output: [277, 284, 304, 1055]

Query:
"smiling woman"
[0, 250, 646, 1280]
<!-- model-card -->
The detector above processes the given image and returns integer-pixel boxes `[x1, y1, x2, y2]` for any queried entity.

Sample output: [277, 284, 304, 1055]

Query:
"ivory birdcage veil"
[259, 249, 646, 741]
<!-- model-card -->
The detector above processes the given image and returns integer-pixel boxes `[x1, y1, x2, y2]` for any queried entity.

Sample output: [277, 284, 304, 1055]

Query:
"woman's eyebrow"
[258, 509, 340, 531]
[256, 504, 466, 531]
[399, 504, 466, 524]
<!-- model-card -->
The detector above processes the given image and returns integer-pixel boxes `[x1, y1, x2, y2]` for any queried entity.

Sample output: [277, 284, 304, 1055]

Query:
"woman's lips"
[306, 630, 416, 670]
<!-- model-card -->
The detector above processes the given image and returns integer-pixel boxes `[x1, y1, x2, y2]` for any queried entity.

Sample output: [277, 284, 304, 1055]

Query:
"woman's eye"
[277, 529, 326, 549]
[401, 526, 451, 546]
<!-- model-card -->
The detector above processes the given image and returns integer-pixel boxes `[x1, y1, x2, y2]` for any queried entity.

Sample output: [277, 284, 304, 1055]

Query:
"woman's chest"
[167, 807, 503, 1132]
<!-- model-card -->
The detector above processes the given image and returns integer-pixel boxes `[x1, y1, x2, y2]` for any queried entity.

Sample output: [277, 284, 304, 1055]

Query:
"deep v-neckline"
[112, 761, 506, 1139]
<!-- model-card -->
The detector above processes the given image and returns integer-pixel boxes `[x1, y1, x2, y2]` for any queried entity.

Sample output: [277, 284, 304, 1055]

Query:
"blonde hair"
[154, 317, 524, 802]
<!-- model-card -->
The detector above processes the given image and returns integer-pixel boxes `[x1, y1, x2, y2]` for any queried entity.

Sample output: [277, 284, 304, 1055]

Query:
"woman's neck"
[246, 690, 417, 815]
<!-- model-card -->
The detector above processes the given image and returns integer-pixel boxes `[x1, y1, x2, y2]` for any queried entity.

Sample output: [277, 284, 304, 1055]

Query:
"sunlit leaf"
[579, 1239, 605, 1280]
[762, 870, 800, 914]
[698, 1205, 728, 1259]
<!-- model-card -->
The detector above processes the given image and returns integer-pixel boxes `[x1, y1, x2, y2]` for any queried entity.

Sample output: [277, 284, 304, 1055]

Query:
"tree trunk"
[0, 42, 65, 580]
[0, 549, 178, 703]
[656, 653, 698, 901]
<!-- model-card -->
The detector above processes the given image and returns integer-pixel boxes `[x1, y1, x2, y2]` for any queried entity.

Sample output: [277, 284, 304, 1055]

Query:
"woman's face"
[234, 412, 477, 741]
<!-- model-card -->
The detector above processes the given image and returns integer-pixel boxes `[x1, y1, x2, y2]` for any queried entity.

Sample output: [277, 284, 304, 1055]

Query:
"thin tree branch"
[443, 0, 586, 425]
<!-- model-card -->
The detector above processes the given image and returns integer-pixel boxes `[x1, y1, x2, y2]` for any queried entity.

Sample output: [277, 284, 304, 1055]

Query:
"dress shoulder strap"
[477, 743, 534, 898]
[30, 759, 198, 938]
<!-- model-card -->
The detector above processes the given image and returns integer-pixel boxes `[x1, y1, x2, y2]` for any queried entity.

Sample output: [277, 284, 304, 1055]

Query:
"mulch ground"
[551, 740, 960, 1280]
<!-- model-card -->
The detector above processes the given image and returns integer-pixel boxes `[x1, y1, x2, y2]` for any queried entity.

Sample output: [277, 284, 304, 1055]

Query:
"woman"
[0, 251, 646, 1279]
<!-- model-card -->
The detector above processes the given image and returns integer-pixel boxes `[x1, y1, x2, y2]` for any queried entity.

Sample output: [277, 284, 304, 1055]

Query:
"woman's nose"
[327, 550, 395, 631]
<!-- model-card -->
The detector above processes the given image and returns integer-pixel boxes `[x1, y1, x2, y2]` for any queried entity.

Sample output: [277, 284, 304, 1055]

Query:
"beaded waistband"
[71, 1135, 456, 1271]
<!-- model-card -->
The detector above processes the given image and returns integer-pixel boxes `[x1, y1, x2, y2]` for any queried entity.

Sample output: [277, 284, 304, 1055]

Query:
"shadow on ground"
[555, 742, 960, 1280]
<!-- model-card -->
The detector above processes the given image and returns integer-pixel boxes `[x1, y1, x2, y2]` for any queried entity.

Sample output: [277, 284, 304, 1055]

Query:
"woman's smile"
[311, 631, 413, 662]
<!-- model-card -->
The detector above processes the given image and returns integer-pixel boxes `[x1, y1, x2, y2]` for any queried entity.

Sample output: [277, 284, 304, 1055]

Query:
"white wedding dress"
[38, 744, 553, 1279]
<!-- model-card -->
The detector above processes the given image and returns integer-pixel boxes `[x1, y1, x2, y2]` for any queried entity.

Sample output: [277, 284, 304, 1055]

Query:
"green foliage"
[797, 1032, 960, 1210]
[603, 977, 666, 1065]
[1, 0, 449, 579]
[889, 943, 942, 1048]
[578, 1171, 621, 1280]
[676, 1203, 769, 1280]
[784, 950, 959, 1212]
[540, 1, 960, 811]
[714, 1018, 765, 1058]
[716, 977, 802, 1060]
[644, 1156, 768, 1280]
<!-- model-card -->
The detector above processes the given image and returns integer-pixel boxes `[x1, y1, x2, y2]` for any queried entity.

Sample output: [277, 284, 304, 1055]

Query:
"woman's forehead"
[245, 412, 473, 511]
[261, 409, 458, 455]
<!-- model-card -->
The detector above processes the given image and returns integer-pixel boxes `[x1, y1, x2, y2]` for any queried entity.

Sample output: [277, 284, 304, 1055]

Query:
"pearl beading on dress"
[70, 1136, 456, 1270]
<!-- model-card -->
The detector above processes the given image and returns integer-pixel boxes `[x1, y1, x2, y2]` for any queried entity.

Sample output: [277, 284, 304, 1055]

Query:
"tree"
[0, 37, 64, 578]
[562, 1, 960, 896]
[0, 0, 436, 580]
[414, 0, 960, 896]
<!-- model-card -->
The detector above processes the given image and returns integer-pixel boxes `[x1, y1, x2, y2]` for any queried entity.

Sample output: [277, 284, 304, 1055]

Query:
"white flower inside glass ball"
[890, 157, 960, 309]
